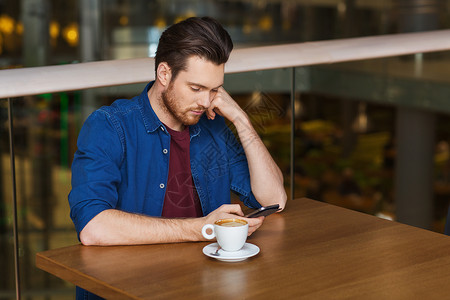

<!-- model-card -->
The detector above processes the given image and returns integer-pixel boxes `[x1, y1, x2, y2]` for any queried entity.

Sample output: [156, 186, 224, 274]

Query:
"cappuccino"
[216, 219, 246, 227]
[202, 218, 249, 251]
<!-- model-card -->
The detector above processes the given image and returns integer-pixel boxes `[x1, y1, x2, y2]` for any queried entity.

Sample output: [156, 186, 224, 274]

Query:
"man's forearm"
[232, 114, 287, 209]
[79, 204, 264, 246]
[79, 209, 204, 246]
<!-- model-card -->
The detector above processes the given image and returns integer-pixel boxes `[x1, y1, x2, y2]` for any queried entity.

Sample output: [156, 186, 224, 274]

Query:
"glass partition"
[293, 51, 450, 232]
[0, 83, 148, 299]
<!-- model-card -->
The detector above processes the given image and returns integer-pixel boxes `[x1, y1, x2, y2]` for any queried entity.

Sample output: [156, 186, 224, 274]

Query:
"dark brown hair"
[155, 17, 233, 80]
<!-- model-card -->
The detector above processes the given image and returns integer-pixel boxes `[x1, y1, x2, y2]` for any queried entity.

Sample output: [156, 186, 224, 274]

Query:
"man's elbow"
[79, 218, 107, 246]
[79, 210, 113, 246]
[79, 227, 99, 246]
[278, 189, 287, 211]
[257, 188, 287, 211]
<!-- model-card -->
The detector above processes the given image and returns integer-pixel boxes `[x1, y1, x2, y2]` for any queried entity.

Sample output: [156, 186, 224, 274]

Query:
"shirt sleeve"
[223, 122, 262, 209]
[68, 110, 124, 236]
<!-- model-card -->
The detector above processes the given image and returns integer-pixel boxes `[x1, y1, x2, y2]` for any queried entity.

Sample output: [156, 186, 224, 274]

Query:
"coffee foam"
[215, 218, 247, 227]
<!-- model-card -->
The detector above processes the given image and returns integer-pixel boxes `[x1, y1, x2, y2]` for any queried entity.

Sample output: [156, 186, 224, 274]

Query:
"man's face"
[161, 56, 224, 126]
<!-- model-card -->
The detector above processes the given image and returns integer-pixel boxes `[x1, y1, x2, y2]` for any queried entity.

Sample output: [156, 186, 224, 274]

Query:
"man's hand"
[202, 204, 264, 238]
[206, 87, 247, 124]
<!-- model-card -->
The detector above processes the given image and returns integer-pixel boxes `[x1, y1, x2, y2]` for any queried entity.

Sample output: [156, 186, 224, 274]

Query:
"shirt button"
[160, 126, 164, 131]
[163, 149, 168, 154]
[159, 183, 165, 189]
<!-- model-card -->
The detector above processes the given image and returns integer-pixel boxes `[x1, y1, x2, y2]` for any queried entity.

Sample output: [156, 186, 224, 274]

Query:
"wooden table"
[36, 198, 450, 299]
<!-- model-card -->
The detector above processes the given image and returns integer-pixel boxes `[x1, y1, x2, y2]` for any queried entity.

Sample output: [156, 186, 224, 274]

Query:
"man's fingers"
[249, 216, 264, 227]
[245, 216, 264, 236]
[205, 206, 264, 237]
[206, 107, 216, 120]
[208, 87, 237, 122]
[218, 204, 244, 216]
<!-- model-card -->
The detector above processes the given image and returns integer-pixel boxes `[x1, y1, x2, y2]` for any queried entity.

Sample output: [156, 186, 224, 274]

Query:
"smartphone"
[245, 204, 280, 218]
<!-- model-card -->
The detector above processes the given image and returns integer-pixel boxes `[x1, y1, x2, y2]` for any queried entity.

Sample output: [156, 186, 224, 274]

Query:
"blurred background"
[1, 0, 450, 298]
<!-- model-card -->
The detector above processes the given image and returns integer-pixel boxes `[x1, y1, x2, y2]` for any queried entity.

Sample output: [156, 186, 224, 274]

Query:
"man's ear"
[156, 62, 172, 87]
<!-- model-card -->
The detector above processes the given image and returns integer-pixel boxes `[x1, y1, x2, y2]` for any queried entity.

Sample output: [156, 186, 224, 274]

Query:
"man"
[69, 17, 286, 247]
[70, 15, 286, 299]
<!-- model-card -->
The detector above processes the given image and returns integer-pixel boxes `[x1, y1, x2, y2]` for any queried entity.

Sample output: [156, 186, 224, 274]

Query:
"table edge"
[36, 246, 139, 299]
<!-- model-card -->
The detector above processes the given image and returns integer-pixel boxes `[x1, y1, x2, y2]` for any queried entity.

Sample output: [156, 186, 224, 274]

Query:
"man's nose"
[197, 93, 211, 108]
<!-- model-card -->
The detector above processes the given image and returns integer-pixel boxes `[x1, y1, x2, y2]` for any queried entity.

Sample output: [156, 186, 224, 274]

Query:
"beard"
[161, 83, 204, 126]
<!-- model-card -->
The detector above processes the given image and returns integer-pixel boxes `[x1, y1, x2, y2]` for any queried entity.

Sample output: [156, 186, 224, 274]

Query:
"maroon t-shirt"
[161, 125, 203, 218]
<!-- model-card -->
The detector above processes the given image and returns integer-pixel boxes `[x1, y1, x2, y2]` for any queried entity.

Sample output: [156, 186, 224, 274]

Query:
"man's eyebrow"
[187, 82, 223, 90]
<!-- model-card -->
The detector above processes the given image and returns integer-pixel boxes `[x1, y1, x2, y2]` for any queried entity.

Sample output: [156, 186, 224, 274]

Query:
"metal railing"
[2, 29, 450, 300]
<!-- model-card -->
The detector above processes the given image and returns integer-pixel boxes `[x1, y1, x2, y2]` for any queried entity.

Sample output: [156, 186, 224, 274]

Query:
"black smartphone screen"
[245, 204, 280, 218]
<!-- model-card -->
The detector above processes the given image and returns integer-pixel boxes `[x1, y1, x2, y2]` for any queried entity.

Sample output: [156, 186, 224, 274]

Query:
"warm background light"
[0, 14, 15, 35]
[50, 21, 60, 39]
[119, 15, 129, 26]
[258, 15, 273, 32]
[154, 17, 166, 29]
[63, 23, 79, 47]
[174, 10, 196, 24]
[15, 21, 23, 35]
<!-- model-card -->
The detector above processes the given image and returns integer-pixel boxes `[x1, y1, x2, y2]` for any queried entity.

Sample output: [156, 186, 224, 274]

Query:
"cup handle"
[201, 224, 215, 240]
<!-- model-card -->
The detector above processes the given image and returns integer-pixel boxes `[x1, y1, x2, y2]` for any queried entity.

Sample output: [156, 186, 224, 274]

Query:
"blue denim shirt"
[69, 82, 261, 235]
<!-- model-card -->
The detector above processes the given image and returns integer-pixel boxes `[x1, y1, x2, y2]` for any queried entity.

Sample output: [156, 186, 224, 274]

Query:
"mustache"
[190, 107, 206, 113]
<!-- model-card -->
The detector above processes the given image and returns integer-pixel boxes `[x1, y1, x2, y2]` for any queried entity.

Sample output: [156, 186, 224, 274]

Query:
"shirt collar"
[138, 81, 201, 137]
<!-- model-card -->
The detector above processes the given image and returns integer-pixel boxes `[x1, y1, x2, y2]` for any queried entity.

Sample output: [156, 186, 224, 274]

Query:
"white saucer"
[203, 243, 260, 262]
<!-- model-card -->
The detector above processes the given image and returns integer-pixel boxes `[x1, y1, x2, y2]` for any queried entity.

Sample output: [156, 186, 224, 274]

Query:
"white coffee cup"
[201, 218, 249, 252]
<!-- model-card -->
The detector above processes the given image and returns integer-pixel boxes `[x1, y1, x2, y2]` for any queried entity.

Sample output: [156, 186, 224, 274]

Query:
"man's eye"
[211, 89, 218, 93]
[191, 87, 200, 92]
